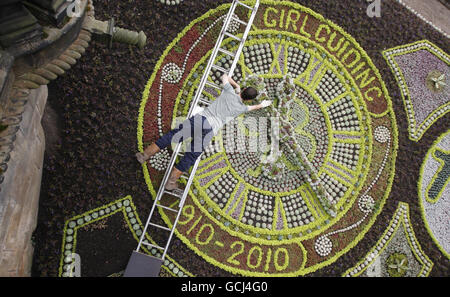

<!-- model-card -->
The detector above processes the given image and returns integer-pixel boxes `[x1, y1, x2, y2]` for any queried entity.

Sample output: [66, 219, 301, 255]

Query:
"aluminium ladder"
[124, 0, 260, 277]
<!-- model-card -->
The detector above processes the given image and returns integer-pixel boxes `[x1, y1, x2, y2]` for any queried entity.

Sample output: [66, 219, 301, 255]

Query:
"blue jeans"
[155, 114, 214, 172]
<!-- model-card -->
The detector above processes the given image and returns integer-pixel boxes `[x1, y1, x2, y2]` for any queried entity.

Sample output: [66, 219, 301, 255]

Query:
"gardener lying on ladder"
[136, 74, 272, 190]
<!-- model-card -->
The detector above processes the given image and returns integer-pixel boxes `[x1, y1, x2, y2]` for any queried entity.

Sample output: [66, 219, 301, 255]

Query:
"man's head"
[240, 87, 258, 101]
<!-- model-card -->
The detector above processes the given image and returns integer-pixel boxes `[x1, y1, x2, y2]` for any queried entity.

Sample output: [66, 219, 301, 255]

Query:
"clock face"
[139, 1, 397, 276]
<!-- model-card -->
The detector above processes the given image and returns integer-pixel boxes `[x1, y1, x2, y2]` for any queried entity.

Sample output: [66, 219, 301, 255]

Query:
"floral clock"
[138, 0, 398, 276]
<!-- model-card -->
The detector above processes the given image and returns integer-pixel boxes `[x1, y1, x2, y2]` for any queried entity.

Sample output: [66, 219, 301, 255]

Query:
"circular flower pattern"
[139, 1, 397, 276]
[161, 63, 183, 84]
[374, 126, 391, 143]
[358, 195, 375, 214]
[315, 236, 333, 257]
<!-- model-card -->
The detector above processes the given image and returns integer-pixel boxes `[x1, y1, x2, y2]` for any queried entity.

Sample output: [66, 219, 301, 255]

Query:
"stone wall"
[0, 85, 47, 276]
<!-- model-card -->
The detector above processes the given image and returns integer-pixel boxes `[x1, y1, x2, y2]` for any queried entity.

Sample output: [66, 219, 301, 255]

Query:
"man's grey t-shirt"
[199, 82, 249, 135]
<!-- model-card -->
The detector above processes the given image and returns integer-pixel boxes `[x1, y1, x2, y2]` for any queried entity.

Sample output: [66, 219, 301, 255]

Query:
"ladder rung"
[224, 32, 242, 42]
[236, 1, 253, 10]
[211, 65, 228, 73]
[156, 203, 178, 212]
[205, 81, 222, 90]
[218, 48, 236, 58]
[142, 241, 164, 250]
[199, 98, 211, 105]
[164, 190, 184, 198]
[148, 222, 172, 231]
[232, 17, 248, 26]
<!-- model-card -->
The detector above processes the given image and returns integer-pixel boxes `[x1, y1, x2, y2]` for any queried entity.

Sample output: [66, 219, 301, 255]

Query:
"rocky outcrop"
[0, 85, 46, 276]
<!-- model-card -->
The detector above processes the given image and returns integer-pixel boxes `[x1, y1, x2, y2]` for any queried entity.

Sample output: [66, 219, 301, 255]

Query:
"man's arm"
[221, 74, 240, 90]
[247, 100, 272, 111]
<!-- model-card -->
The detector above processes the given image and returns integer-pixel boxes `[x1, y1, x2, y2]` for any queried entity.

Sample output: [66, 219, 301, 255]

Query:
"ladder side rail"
[153, 1, 239, 195]
[161, 155, 204, 260]
[136, 198, 160, 252]
[158, 2, 246, 258]
[187, 2, 238, 117]
[135, 3, 236, 252]
[188, 21, 235, 111]
[236, 0, 254, 10]
[136, 142, 183, 252]
[155, 142, 184, 203]
[229, 0, 260, 76]
[135, 0, 258, 256]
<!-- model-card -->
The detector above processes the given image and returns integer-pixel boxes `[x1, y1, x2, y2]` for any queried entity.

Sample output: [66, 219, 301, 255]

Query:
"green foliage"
[174, 44, 183, 53]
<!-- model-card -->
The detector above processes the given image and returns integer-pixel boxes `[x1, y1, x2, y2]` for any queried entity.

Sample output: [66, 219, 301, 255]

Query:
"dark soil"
[32, 0, 449, 277]
[76, 212, 136, 277]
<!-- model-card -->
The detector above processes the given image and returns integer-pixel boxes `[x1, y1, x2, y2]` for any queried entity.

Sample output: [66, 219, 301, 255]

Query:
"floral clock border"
[138, 0, 398, 276]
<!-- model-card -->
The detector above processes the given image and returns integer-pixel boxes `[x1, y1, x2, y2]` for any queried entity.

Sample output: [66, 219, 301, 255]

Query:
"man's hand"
[221, 74, 240, 90]
[248, 100, 273, 112]
[260, 100, 272, 108]
[235, 86, 241, 94]
[221, 74, 229, 85]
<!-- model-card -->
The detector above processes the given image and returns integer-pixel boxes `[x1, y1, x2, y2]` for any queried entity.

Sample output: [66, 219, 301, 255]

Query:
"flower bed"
[32, 0, 449, 277]
[140, 0, 398, 276]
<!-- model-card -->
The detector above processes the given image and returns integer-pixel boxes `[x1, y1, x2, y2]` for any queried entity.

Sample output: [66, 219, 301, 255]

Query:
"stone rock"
[0, 85, 47, 276]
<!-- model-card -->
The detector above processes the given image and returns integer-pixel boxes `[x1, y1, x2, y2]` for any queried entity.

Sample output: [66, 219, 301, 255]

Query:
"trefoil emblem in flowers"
[426, 70, 447, 93]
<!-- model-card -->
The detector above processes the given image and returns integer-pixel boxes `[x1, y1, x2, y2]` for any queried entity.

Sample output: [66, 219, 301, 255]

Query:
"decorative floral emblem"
[343, 202, 433, 277]
[382, 40, 449, 142]
[418, 130, 450, 259]
[386, 253, 409, 277]
[426, 70, 446, 92]
[162, 63, 183, 84]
